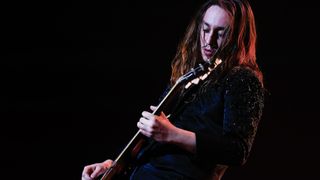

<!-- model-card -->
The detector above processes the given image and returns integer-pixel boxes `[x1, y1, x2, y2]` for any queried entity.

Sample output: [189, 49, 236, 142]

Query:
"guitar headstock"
[184, 58, 222, 89]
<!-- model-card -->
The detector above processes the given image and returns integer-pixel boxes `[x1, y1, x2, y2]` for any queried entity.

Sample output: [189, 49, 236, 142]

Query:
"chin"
[205, 56, 212, 61]
[201, 54, 208, 61]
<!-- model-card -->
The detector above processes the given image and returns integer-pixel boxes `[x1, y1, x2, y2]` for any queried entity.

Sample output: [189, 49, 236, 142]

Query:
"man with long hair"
[82, 0, 264, 179]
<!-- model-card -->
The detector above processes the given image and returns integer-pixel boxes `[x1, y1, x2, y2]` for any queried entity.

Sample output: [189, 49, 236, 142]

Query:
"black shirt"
[133, 66, 265, 179]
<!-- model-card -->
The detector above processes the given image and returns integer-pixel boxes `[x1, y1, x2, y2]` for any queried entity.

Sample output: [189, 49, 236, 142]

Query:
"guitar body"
[100, 135, 147, 180]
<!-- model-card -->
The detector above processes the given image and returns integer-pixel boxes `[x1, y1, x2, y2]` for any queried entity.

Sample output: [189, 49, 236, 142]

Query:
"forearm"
[169, 127, 196, 154]
[196, 130, 248, 165]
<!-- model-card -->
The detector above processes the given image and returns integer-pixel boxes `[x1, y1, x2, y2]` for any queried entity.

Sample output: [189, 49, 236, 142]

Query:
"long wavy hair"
[170, 0, 263, 86]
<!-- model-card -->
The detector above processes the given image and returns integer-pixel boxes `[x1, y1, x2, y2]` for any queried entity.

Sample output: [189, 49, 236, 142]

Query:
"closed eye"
[203, 28, 210, 33]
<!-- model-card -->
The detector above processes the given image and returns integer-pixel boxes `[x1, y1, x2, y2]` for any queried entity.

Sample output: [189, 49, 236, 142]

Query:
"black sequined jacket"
[140, 65, 265, 179]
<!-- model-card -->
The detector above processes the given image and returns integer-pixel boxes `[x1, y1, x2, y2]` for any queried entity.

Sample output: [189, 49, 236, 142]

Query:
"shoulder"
[225, 66, 261, 86]
[227, 66, 259, 81]
[223, 66, 264, 96]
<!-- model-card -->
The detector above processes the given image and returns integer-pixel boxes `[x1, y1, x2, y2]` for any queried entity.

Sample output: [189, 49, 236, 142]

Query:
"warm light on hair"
[170, 0, 263, 86]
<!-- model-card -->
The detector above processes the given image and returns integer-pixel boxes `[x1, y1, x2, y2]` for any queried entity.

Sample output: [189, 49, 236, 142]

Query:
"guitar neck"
[100, 82, 183, 180]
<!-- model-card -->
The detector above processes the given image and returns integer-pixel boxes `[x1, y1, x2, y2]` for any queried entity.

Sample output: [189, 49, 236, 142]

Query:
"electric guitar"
[100, 58, 222, 180]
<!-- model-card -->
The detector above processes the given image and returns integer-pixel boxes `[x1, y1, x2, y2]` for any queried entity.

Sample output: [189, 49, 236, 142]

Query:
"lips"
[204, 48, 214, 58]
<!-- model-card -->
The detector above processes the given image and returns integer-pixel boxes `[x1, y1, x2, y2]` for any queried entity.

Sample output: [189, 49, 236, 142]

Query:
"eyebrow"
[203, 22, 226, 31]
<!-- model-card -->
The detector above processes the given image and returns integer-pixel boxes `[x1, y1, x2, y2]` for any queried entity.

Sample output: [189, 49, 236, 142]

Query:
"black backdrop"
[2, 0, 319, 179]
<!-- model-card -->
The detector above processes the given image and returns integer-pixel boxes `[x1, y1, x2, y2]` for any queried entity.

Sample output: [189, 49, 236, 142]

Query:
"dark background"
[1, 0, 319, 179]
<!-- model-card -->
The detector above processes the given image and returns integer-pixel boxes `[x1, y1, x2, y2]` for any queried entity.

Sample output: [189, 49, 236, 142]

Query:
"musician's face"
[200, 5, 230, 61]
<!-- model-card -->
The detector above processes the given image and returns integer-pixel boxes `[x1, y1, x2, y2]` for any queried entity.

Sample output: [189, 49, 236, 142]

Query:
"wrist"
[167, 126, 180, 143]
[168, 127, 196, 154]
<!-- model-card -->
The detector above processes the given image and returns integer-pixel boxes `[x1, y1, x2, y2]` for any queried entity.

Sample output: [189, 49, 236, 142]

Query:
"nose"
[207, 33, 218, 48]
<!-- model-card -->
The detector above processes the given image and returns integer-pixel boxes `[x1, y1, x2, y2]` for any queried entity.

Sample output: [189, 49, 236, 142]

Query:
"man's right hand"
[81, 159, 113, 180]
